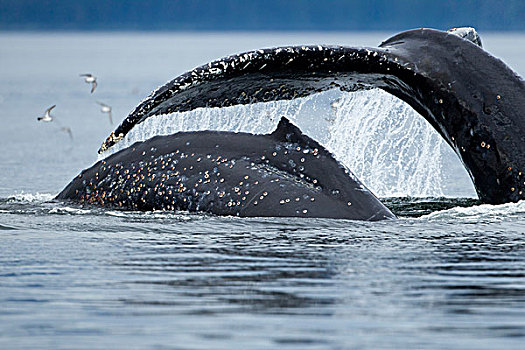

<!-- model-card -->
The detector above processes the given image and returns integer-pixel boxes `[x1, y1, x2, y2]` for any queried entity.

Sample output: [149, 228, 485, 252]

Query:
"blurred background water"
[1, 31, 525, 349]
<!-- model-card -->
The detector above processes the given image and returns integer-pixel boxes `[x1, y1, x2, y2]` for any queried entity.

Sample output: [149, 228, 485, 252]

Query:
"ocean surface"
[1, 32, 525, 349]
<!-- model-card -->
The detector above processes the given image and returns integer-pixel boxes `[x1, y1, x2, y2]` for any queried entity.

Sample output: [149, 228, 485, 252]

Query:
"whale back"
[59, 117, 395, 220]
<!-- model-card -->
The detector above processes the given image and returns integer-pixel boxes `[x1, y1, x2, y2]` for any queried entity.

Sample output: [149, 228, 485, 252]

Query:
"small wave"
[57, 206, 202, 221]
[48, 206, 94, 215]
[421, 200, 525, 221]
[132, 210, 203, 221]
[99, 208, 199, 220]
[383, 197, 478, 217]
[0, 192, 59, 216]
[6, 192, 56, 203]
[106, 210, 128, 217]
[0, 224, 16, 230]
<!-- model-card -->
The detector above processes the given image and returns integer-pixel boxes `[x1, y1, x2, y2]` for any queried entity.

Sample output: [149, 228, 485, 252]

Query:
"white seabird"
[60, 126, 73, 140]
[80, 73, 97, 93]
[97, 101, 113, 124]
[37, 105, 56, 122]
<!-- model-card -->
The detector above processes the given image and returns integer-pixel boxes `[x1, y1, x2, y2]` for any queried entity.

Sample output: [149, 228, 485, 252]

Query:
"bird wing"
[61, 127, 73, 140]
[46, 105, 56, 113]
[79, 73, 92, 77]
[91, 81, 97, 93]
[97, 101, 108, 107]
[108, 111, 113, 125]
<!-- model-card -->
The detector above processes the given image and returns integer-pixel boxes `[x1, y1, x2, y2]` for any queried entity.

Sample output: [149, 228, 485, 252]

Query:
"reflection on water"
[1, 198, 524, 349]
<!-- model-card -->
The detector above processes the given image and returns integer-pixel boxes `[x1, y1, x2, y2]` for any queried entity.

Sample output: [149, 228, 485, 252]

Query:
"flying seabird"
[96, 101, 113, 124]
[37, 105, 56, 122]
[79, 73, 97, 93]
[60, 126, 74, 140]
[36, 105, 74, 140]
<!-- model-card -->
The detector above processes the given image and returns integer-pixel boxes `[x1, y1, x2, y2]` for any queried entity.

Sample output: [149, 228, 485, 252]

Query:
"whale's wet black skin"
[99, 28, 525, 205]
[58, 118, 395, 221]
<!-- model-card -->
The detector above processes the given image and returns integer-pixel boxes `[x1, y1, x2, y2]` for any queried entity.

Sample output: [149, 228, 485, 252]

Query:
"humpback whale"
[57, 117, 395, 221]
[98, 28, 525, 205]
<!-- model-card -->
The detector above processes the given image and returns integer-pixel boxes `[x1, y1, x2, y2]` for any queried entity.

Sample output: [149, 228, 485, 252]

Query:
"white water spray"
[327, 90, 445, 197]
[101, 89, 476, 198]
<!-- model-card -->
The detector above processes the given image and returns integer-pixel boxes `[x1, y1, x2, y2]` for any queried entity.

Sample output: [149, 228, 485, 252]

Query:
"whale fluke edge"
[99, 28, 525, 205]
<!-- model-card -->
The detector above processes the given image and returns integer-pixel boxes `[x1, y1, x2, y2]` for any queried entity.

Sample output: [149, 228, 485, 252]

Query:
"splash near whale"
[58, 27, 525, 219]
[57, 117, 395, 220]
[97, 27, 525, 205]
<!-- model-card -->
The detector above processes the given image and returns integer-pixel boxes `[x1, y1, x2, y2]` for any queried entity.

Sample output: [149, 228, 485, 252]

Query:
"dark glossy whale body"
[58, 118, 395, 220]
[99, 28, 525, 204]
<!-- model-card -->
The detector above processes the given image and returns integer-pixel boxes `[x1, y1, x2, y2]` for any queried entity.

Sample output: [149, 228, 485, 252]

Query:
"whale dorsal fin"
[270, 116, 328, 154]
[271, 116, 309, 144]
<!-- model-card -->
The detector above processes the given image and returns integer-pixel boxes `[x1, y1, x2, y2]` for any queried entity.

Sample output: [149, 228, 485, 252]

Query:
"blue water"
[1, 32, 525, 349]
